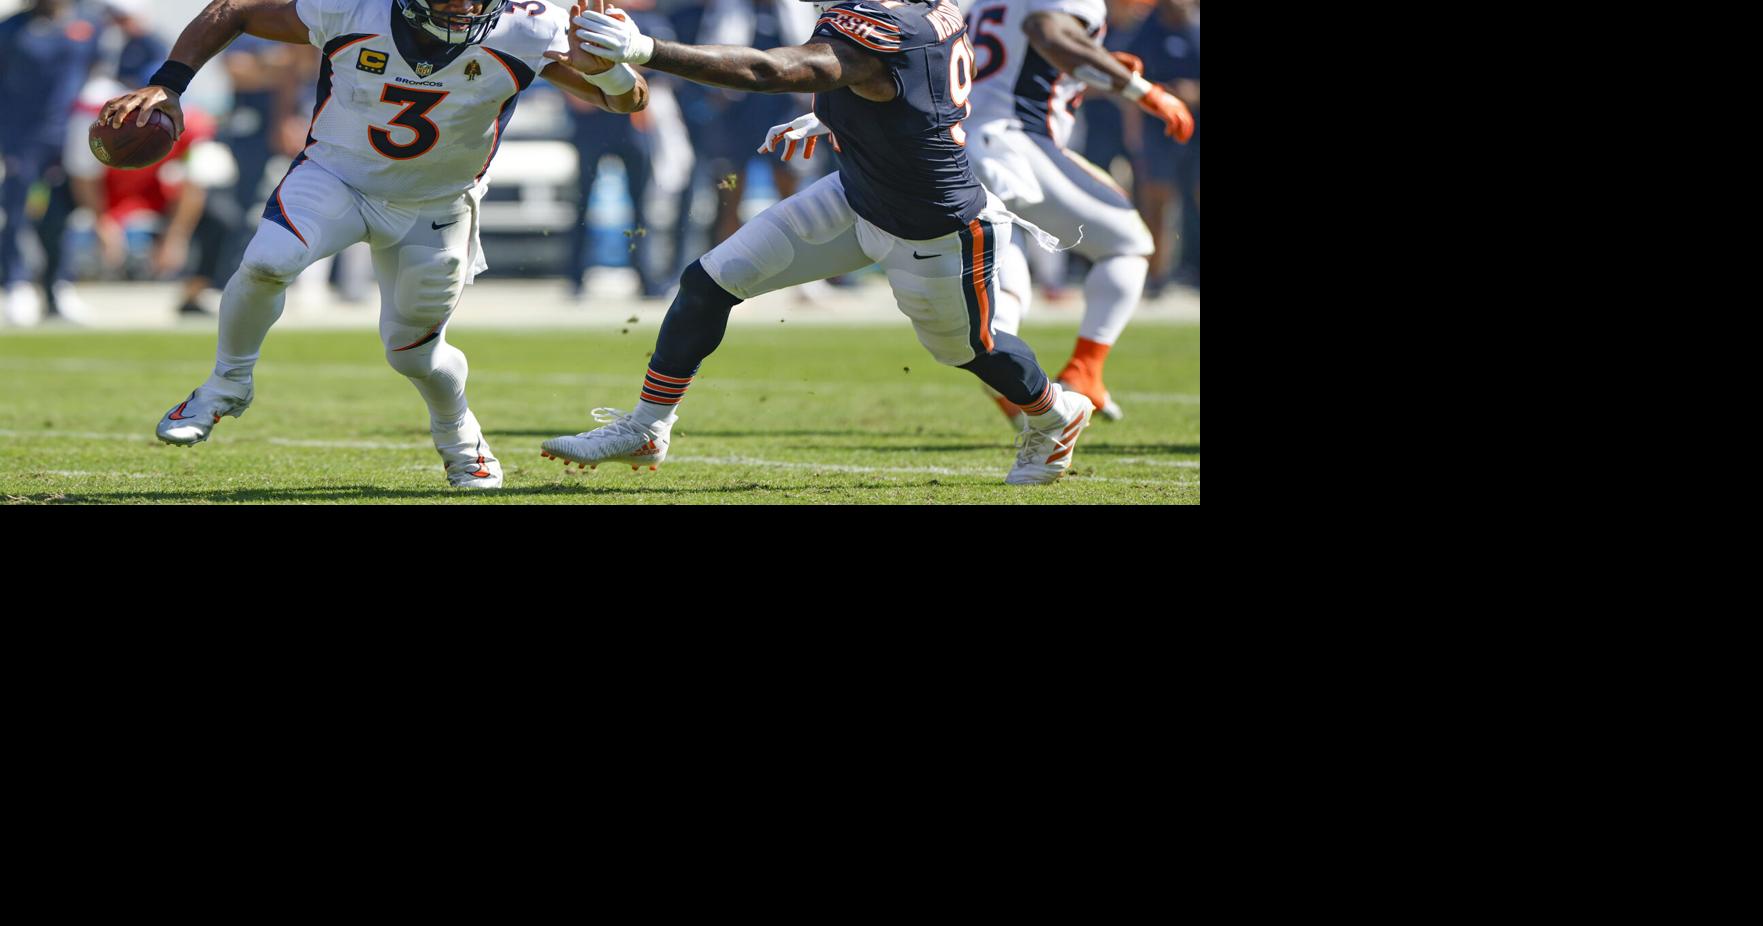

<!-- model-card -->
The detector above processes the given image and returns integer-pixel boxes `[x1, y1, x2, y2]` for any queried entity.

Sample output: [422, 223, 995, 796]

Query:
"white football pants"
[968, 122, 1153, 345]
[212, 158, 488, 429]
[700, 172, 1015, 367]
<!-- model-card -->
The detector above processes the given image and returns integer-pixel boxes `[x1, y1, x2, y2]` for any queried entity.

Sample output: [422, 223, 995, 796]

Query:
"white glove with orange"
[758, 113, 839, 161]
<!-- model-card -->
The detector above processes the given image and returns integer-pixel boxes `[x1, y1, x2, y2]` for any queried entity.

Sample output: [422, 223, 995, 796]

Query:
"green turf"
[0, 322, 1199, 504]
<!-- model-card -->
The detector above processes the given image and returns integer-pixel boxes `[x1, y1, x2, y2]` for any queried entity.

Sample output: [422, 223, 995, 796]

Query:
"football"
[88, 111, 177, 170]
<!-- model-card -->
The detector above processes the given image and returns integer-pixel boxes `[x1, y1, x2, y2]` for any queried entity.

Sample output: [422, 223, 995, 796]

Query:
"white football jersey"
[292, 0, 569, 202]
[960, 0, 1104, 148]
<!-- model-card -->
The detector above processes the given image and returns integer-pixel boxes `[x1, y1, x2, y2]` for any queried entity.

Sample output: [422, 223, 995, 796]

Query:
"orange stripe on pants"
[969, 220, 993, 352]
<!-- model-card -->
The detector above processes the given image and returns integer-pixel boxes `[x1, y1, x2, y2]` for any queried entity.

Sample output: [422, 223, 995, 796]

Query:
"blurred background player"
[65, 2, 244, 318]
[544, 0, 1097, 485]
[566, 0, 671, 298]
[101, 0, 648, 489]
[65, 90, 241, 315]
[0, 0, 100, 327]
[99, 0, 167, 89]
[1125, 0, 1196, 293]
[663, 0, 816, 272]
[958, 0, 1190, 425]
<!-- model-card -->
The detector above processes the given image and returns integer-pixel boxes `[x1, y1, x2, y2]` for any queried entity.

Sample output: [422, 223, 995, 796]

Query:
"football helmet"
[397, 0, 503, 46]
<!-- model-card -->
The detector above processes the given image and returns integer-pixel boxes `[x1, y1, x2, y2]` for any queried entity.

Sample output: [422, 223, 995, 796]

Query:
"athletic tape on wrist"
[585, 63, 638, 95]
[1122, 73, 1153, 102]
[149, 61, 196, 95]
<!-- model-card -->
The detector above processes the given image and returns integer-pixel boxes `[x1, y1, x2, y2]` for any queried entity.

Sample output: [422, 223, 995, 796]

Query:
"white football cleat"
[434, 410, 503, 489]
[156, 376, 254, 446]
[541, 407, 674, 472]
[4, 283, 42, 328]
[1006, 384, 1095, 485]
[1057, 377, 1123, 421]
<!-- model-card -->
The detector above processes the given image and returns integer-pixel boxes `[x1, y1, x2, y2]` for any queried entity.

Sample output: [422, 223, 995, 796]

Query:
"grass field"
[0, 321, 1199, 504]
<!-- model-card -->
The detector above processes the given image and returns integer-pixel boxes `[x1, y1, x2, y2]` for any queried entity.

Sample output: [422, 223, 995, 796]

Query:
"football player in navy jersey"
[544, 0, 1096, 485]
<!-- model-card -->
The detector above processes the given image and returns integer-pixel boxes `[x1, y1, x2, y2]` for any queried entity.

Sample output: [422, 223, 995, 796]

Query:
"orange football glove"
[1139, 85, 1194, 143]
[1111, 51, 1145, 76]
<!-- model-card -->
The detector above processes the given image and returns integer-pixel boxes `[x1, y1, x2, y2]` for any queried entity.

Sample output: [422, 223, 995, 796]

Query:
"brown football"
[88, 111, 177, 170]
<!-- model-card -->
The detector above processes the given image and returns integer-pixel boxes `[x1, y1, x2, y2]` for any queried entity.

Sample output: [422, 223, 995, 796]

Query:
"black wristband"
[148, 61, 197, 95]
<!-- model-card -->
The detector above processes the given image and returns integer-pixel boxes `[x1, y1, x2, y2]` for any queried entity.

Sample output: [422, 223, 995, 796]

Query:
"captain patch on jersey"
[290, 0, 570, 202]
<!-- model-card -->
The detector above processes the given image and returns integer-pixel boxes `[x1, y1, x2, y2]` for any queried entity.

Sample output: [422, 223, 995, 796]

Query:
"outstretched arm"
[542, 60, 649, 113]
[570, 8, 889, 95]
[645, 38, 882, 95]
[1023, 10, 1193, 141]
[101, 0, 308, 134]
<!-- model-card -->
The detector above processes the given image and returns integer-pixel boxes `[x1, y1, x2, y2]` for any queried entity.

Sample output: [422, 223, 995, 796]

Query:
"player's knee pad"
[235, 229, 310, 289]
[385, 334, 464, 380]
[676, 260, 738, 310]
[390, 246, 467, 330]
[699, 216, 795, 300]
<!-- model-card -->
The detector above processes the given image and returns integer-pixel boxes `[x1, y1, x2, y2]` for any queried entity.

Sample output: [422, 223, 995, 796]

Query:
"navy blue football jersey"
[812, 0, 987, 241]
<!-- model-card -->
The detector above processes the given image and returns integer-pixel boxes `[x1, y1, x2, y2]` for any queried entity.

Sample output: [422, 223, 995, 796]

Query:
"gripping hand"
[573, 6, 654, 65]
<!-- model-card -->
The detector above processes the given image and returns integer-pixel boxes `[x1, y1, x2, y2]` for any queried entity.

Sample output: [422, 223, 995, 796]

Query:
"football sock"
[212, 260, 290, 384]
[386, 336, 470, 430]
[638, 260, 742, 421]
[1021, 381, 1061, 420]
[1058, 337, 1112, 386]
[960, 330, 1052, 410]
[992, 242, 1032, 336]
[1078, 254, 1147, 345]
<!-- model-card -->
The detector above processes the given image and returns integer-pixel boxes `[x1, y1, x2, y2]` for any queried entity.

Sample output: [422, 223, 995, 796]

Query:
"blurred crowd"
[0, 0, 1197, 328]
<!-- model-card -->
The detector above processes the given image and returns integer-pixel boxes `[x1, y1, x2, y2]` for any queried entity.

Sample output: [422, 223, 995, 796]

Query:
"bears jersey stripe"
[820, 22, 902, 52]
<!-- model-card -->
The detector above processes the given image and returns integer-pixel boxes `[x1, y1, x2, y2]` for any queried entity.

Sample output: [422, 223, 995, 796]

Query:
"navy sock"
[960, 330, 1054, 411]
[640, 261, 743, 412]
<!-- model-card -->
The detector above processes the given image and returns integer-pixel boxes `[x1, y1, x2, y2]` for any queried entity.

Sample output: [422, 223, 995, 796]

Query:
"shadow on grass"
[1083, 443, 1202, 456]
[494, 428, 976, 440]
[18, 478, 948, 504]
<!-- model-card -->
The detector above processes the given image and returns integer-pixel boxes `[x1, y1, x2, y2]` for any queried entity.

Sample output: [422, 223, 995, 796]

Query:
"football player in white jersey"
[955, 0, 1191, 425]
[98, 0, 646, 489]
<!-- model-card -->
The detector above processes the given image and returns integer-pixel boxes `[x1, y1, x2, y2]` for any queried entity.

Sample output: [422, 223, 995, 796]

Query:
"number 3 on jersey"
[371, 85, 449, 160]
[950, 35, 975, 146]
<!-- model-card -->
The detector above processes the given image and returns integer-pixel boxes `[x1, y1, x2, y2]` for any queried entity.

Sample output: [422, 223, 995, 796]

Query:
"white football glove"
[573, 8, 655, 65]
[758, 112, 837, 161]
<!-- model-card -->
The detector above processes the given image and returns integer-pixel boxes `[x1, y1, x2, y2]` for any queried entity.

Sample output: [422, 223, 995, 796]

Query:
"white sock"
[634, 400, 677, 425]
[1028, 383, 1078, 428]
[1079, 255, 1149, 345]
[213, 264, 290, 384]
